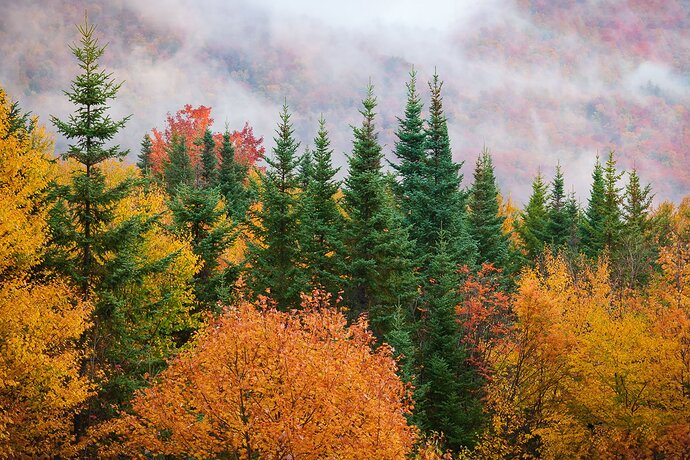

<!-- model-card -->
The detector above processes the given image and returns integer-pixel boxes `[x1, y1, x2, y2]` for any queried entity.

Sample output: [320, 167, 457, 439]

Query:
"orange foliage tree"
[0, 87, 92, 457]
[99, 292, 417, 458]
[149, 105, 264, 175]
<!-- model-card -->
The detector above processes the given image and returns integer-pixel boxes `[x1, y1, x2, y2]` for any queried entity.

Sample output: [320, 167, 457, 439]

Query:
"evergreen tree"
[245, 103, 305, 310]
[516, 171, 549, 261]
[343, 83, 416, 334]
[615, 168, 655, 288]
[565, 191, 581, 254]
[392, 68, 427, 256]
[49, 17, 131, 299]
[199, 128, 218, 188]
[297, 147, 314, 190]
[218, 129, 249, 222]
[581, 152, 623, 258]
[415, 235, 483, 450]
[299, 116, 346, 298]
[164, 134, 194, 195]
[547, 163, 569, 248]
[423, 72, 477, 267]
[580, 156, 606, 258]
[170, 184, 233, 310]
[47, 17, 195, 436]
[136, 134, 153, 176]
[467, 148, 509, 268]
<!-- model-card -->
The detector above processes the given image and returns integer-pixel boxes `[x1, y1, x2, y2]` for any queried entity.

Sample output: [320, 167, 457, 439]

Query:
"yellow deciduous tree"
[0, 87, 92, 456]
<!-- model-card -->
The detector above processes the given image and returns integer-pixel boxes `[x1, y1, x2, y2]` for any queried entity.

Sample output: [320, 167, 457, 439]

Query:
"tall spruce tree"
[343, 83, 416, 334]
[580, 156, 607, 258]
[199, 128, 218, 188]
[49, 17, 131, 299]
[423, 71, 476, 266]
[565, 190, 581, 253]
[547, 163, 569, 248]
[297, 147, 314, 190]
[615, 168, 655, 288]
[467, 148, 510, 268]
[136, 134, 153, 176]
[299, 116, 346, 298]
[218, 129, 249, 221]
[47, 16, 194, 436]
[516, 171, 549, 261]
[164, 134, 194, 195]
[245, 103, 305, 309]
[415, 235, 483, 450]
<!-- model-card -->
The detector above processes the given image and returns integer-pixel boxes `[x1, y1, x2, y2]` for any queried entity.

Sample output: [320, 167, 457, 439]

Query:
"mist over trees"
[2, 17, 690, 459]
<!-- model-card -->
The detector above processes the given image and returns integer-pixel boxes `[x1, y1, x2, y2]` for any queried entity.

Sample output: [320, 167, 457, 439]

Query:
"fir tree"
[415, 235, 483, 450]
[565, 191, 581, 254]
[602, 151, 624, 250]
[49, 16, 131, 299]
[423, 72, 477, 267]
[615, 168, 655, 288]
[517, 171, 549, 261]
[136, 134, 153, 176]
[170, 184, 233, 310]
[245, 103, 305, 310]
[467, 148, 509, 268]
[164, 134, 194, 195]
[547, 163, 569, 248]
[199, 128, 218, 188]
[297, 147, 314, 190]
[218, 129, 249, 222]
[580, 156, 606, 258]
[299, 116, 346, 298]
[343, 83, 416, 334]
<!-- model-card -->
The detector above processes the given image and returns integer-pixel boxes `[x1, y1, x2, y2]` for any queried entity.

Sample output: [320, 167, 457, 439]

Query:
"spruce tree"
[343, 83, 416, 334]
[218, 129, 249, 222]
[199, 128, 218, 188]
[423, 72, 477, 267]
[602, 151, 624, 250]
[415, 235, 483, 450]
[516, 171, 549, 261]
[47, 16, 194, 435]
[164, 134, 194, 195]
[170, 184, 233, 310]
[245, 103, 305, 310]
[580, 156, 607, 258]
[547, 163, 569, 248]
[392, 68, 427, 257]
[298, 147, 314, 190]
[467, 148, 509, 268]
[616, 168, 655, 288]
[49, 17, 131, 299]
[565, 191, 581, 254]
[136, 134, 153, 176]
[299, 116, 346, 298]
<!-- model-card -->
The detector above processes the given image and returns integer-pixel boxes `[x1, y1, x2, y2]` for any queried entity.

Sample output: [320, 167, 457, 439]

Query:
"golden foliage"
[99, 293, 417, 459]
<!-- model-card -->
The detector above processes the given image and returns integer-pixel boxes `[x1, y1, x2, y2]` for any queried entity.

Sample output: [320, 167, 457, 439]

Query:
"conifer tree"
[170, 184, 233, 310]
[245, 103, 305, 309]
[299, 116, 346, 298]
[580, 156, 607, 257]
[218, 129, 249, 222]
[547, 163, 569, 248]
[136, 134, 153, 176]
[164, 134, 194, 195]
[602, 151, 624, 249]
[343, 83, 416, 334]
[516, 171, 549, 261]
[467, 148, 509, 268]
[415, 235, 483, 450]
[565, 191, 581, 253]
[615, 168, 655, 288]
[298, 147, 314, 190]
[49, 17, 131, 299]
[199, 128, 218, 188]
[47, 17, 195, 435]
[392, 69, 427, 253]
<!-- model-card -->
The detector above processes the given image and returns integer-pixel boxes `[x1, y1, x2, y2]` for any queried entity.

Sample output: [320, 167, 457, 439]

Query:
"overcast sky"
[2, 0, 689, 203]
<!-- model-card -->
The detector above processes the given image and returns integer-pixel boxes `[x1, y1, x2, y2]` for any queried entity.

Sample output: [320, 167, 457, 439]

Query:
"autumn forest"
[3, 17, 690, 459]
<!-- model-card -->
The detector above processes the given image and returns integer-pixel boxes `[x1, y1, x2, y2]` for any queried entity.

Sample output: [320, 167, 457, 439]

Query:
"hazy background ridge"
[2, 0, 689, 204]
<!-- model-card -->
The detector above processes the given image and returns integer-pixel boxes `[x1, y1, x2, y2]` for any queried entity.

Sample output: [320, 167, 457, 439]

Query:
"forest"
[2, 18, 690, 459]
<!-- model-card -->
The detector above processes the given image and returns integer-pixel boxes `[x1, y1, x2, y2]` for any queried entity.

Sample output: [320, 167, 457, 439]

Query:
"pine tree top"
[50, 16, 131, 168]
